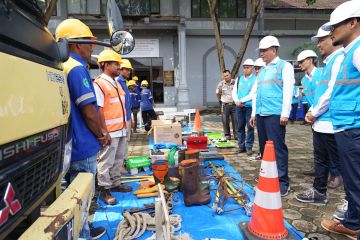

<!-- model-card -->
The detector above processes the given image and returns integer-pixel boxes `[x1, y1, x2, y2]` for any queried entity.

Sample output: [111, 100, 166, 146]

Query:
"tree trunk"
[231, 0, 263, 78]
[44, 0, 57, 25]
[207, 0, 225, 76]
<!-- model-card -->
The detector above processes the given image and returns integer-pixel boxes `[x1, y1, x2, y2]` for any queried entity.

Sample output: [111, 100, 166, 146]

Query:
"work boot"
[179, 159, 209, 191]
[111, 184, 132, 192]
[185, 149, 200, 159]
[321, 219, 360, 239]
[302, 167, 316, 176]
[328, 176, 342, 189]
[178, 149, 186, 163]
[181, 161, 211, 206]
[100, 188, 116, 205]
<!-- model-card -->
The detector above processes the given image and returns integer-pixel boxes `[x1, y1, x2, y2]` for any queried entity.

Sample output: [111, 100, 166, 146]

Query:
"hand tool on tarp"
[209, 162, 253, 216]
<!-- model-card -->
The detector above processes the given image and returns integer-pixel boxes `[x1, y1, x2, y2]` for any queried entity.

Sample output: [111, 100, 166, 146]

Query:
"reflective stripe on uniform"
[109, 97, 120, 103]
[105, 117, 125, 125]
[315, 80, 329, 86]
[257, 79, 283, 86]
[75, 92, 95, 105]
[254, 189, 282, 210]
[303, 90, 315, 96]
[335, 79, 360, 85]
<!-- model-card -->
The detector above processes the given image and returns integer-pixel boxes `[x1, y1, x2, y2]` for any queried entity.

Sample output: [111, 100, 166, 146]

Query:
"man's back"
[65, 52, 100, 161]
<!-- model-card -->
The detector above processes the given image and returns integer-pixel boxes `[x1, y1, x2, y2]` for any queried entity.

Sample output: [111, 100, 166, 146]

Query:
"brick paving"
[126, 113, 346, 239]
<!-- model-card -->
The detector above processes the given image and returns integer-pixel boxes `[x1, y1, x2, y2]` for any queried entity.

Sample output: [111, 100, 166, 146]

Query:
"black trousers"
[131, 108, 139, 130]
[221, 103, 237, 137]
[312, 131, 339, 194]
[335, 129, 360, 231]
[256, 115, 289, 192]
[142, 109, 157, 131]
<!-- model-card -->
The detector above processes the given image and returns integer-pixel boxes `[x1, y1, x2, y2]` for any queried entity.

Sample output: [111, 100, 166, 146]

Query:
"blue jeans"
[256, 115, 289, 192]
[335, 129, 360, 231]
[68, 155, 97, 239]
[236, 106, 254, 150]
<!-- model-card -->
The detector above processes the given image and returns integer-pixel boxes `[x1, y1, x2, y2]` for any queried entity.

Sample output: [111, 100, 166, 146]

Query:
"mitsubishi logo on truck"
[0, 183, 22, 226]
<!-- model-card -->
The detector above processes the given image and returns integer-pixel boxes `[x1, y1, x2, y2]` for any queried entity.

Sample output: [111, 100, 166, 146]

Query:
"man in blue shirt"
[232, 59, 256, 155]
[128, 79, 141, 133]
[320, 2, 360, 238]
[140, 80, 157, 131]
[249, 36, 295, 197]
[56, 18, 108, 239]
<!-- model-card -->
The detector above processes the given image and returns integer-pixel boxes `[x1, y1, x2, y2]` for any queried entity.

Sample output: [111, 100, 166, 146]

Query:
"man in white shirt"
[295, 26, 343, 205]
[249, 36, 294, 197]
[94, 50, 132, 205]
[216, 70, 237, 140]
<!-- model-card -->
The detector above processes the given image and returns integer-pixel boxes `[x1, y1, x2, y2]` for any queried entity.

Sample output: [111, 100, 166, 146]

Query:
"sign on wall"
[124, 39, 159, 58]
[163, 71, 174, 87]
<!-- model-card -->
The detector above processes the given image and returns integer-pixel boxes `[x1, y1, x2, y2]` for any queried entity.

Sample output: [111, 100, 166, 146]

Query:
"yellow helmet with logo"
[97, 49, 122, 64]
[133, 76, 139, 81]
[120, 59, 133, 69]
[128, 80, 136, 86]
[141, 80, 149, 86]
[55, 18, 96, 42]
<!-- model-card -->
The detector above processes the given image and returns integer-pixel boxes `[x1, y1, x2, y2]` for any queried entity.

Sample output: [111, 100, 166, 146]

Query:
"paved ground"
[127, 113, 346, 240]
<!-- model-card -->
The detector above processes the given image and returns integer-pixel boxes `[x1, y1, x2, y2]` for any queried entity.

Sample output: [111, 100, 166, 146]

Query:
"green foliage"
[291, 41, 321, 59]
[272, 0, 316, 5]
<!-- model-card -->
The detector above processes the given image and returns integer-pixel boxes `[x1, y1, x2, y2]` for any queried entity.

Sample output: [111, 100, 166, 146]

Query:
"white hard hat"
[311, 24, 331, 42]
[243, 59, 254, 66]
[322, 1, 360, 31]
[297, 50, 318, 62]
[258, 36, 280, 50]
[254, 58, 265, 67]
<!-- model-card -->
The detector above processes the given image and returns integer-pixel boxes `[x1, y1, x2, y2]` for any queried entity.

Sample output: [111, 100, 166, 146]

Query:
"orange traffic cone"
[239, 141, 296, 239]
[192, 109, 202, 133]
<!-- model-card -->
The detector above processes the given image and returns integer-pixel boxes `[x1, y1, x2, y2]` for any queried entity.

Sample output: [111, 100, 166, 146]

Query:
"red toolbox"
[186, 136, 208, 149]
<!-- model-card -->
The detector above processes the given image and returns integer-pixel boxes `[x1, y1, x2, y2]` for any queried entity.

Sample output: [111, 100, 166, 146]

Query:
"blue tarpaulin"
[92, 160, 303, 240]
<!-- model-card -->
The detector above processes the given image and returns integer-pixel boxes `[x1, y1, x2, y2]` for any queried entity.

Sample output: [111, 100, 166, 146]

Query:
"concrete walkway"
[128, 113, 346, 239]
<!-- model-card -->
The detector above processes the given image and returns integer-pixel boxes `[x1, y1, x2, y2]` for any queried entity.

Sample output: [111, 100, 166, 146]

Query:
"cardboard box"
[153, 123, 182, 145]
[151, 119, 173, 126]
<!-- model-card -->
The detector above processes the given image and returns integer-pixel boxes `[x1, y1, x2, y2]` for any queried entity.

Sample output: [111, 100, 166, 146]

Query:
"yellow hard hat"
[55, 18, 96, 42]
[128, 80, 136, 86]
[120, 59, 133, 69]
[141, 80, 149, 86]
[133, 76, 139, 81]
[97, 49, 122, 64]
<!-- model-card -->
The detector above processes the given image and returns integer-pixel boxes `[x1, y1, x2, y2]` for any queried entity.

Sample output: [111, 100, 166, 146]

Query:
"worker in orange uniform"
[94, 50, 132, 205]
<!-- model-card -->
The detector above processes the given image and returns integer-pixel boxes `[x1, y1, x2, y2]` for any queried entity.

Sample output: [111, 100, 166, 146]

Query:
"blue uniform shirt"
[140, 88, 154, 111]
[117, 76, 132, 121]
[130, 88, 141, 109]
[292, 86, 299, 104]
[67, 52, 100, 161]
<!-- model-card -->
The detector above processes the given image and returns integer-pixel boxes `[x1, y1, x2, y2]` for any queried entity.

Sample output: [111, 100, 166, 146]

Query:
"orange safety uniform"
[94, 76, 127, 132]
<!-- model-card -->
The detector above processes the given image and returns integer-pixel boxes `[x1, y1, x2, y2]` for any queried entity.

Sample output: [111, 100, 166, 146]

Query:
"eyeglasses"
[330, 18, 353, 32]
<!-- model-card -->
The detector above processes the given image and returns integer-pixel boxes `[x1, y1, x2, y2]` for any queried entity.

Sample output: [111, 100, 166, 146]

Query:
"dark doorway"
[130, 58, 164, 103]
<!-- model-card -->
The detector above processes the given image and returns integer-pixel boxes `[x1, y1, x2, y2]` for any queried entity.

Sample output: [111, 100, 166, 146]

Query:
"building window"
[68, 0, 101, 15]
[99, 0, 160, 16]
[191, 0, 246, 18]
